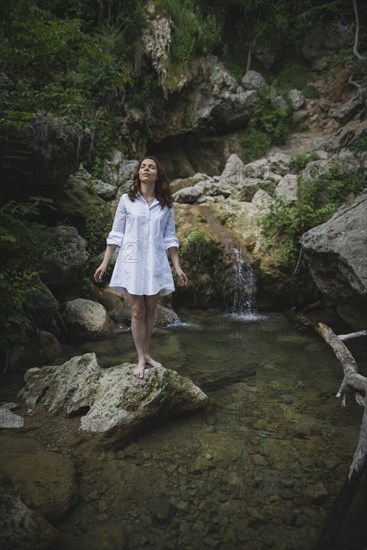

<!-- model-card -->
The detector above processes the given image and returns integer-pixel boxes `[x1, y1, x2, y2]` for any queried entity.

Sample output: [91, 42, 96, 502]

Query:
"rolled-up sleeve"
[163, 207, 179, 250]
[106, 196, 126, 246]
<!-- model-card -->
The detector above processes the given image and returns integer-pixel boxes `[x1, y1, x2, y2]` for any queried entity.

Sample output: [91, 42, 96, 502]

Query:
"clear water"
[50, 310, 366, 550]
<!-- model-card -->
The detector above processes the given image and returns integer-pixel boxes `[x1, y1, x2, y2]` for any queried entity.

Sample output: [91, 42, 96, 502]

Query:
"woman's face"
[139, 158, 158, 186]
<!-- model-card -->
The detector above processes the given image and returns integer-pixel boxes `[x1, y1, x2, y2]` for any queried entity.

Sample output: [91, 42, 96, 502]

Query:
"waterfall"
[224, 247, 263, 320]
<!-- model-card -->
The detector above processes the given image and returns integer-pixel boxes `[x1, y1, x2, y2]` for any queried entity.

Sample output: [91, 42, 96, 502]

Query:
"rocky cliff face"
[301, 191, 367, 327]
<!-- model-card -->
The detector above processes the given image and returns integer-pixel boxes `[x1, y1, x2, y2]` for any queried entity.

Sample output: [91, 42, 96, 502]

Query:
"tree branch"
[352, 0, 366, 60]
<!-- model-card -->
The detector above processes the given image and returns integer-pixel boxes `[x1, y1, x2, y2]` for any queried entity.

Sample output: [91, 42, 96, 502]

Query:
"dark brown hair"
[128, 155, 173, 208]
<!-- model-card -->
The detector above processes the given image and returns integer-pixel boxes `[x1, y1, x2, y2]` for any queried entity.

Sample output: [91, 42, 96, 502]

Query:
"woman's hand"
[94, 263, 107, 283]
[175, 266, 188, 287]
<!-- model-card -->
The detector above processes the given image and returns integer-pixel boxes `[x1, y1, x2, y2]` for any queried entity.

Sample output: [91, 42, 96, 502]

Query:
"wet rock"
[0, 473, 58, 550]
[19, 353, 208, 445]
[170, 496, 189, 512]
[150, 495, 173, 522]
[250, 454, 268, 467]
[154, 304, 181, 327]
[246, 506, 265, 521]
[303, 482, 329, 501]
[0, 436, 76, 522]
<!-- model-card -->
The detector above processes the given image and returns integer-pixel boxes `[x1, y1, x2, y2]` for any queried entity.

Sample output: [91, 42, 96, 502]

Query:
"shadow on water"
[44, 309, 367, 550]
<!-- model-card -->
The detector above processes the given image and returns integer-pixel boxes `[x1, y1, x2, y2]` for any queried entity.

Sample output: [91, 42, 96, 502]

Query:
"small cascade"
[224, 247, 263, 320]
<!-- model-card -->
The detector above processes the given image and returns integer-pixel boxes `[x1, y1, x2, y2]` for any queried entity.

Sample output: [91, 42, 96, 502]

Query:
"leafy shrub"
[289, 152, 319, 174]
[0, 197, 56, 351]
[160, 0, 220, 67]
[240, 90, 292, 162]
[260, 166, 366, 267]
[240, 128, 271, 164]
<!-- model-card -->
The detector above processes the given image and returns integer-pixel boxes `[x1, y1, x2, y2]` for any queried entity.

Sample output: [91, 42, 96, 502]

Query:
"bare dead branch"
[338, 330, 367, 341]
[352, 0, 366, 60]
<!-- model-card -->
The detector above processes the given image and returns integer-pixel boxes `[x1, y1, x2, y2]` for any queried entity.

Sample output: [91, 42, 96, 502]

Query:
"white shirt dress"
[106, 193, 179, 296]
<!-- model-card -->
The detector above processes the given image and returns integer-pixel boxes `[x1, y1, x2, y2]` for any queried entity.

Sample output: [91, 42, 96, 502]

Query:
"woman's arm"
[94, 196, 126, 283]
[93, 244, 117, 282]
[168, 246, 188, 287]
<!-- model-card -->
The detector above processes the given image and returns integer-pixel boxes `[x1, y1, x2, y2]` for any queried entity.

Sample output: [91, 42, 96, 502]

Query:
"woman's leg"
[126, 292, 146, 378]
[144, 293, 162, 368]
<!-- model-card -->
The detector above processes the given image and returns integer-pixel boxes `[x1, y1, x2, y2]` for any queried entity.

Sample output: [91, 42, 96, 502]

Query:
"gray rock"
[251, 190, 276, 214]
[300, 191, 367, 301]
[266, 153, 291, 175]
[0, 114, 92, 192]
[0, 405, 24, 429]
[173, 186, 202, 204]
[220, 154, 246, 185]
[102, 151, 138, 188]
[288, 89, 305, 110]
[155, 304, 181, 327]
[91, 179, 117, 200]
[331, 89, 366, 124]
[0, 473, 58, 550]
[62, 299, 113, 340]
[301, 150, 361, 182]
[242, 70, 266, 90]
[231, 178, 264, 202]
[19, 353, 208, 444]
[272, 95, 288, 112]
[41, 226, 89, 287]
[243, 158, 269, 178]
[274, 174, 298, 203]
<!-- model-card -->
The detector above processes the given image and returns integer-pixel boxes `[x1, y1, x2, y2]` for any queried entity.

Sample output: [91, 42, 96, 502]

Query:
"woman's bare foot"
[133, 359, 145, 379]
[145, 355, 162, 368]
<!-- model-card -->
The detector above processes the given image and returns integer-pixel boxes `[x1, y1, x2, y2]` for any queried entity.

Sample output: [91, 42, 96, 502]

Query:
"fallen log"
[293, 315, 367, 548]
[312, 323, 367, 548]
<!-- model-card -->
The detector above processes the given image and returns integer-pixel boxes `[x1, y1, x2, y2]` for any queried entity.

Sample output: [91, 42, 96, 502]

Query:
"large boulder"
[0, 473, 58, 550]
[62, 299, 114, 340]
[18, 353, 208, 445]
[0, 114, 92, 198]
[41, 226, 89, 288]
[102, 151, 138, 189]
[0, 436, 76, 522]
[300, 191, 367, 312]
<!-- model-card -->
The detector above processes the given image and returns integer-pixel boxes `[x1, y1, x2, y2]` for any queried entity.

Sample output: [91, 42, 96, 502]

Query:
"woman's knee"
[145, 296, 159, 318]
[130, 302, 146, 321]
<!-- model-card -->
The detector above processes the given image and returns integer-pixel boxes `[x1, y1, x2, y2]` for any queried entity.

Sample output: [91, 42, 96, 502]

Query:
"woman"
[94, 156, 188, 379]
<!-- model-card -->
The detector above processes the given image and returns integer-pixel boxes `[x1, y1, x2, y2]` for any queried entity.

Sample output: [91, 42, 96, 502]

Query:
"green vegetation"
[160, 0, 220, 68]
[0, 197, 56, 351]
[240, 90, 293, 163]
[289, 152, 319, 173]
[181, 230, 220, 273]
[261, 162, 366, 266]
[0, 0, 144, 173]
